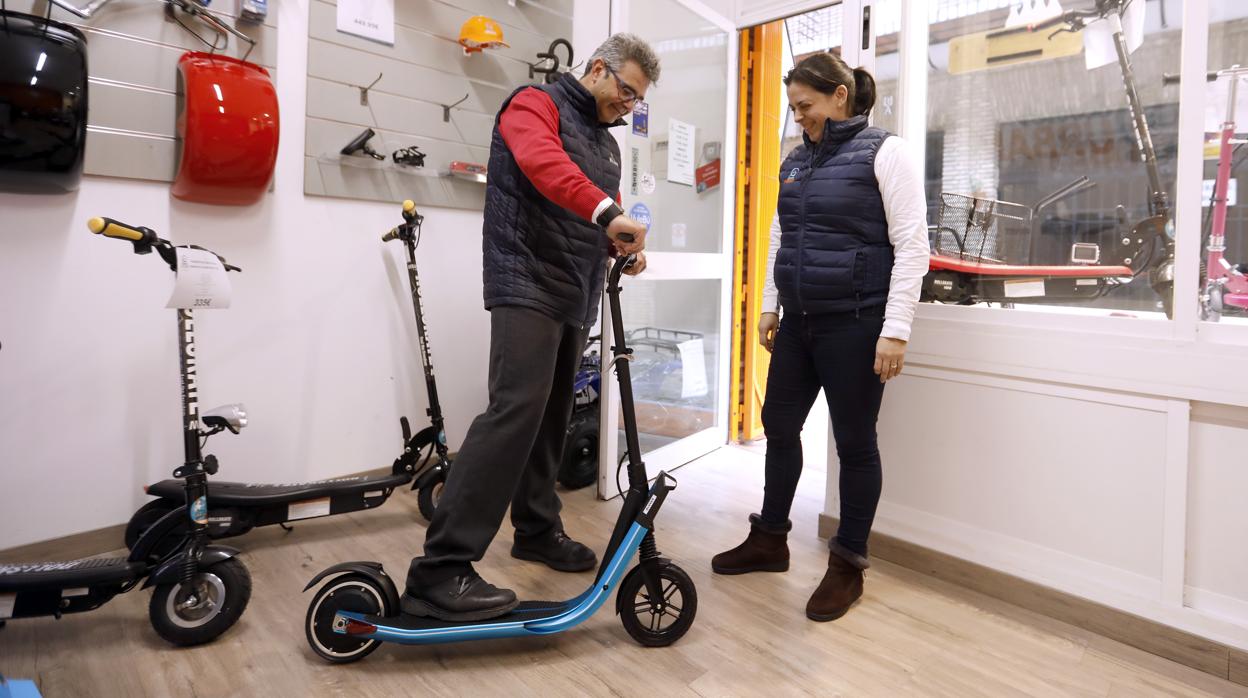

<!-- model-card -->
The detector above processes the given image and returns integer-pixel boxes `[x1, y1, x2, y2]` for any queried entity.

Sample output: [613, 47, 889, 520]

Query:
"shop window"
[922, 0, 1182, 317]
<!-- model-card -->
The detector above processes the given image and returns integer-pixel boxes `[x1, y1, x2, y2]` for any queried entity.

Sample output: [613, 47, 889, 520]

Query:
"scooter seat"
[145, 473, 412, 506]
[0, 557, 142, 591]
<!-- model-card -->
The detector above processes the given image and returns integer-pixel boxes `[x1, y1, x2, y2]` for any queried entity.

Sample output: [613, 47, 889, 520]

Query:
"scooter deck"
[930, 254, 1134, 278]
[146, 472, 411, 506]
[368, 600, 574, 630]
[0, 557, 142, 592]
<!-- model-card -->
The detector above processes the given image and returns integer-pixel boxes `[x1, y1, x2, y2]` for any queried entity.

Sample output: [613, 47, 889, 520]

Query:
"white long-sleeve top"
[761, 135, 930, 342]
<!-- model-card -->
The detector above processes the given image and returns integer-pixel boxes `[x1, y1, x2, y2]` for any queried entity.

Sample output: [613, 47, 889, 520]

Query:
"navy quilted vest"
[775, 115, 893, 314]
[481, 72, 623, 328]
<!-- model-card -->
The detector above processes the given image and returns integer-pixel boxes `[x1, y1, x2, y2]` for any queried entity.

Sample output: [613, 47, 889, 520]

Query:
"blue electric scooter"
[302, 253, 697, 663]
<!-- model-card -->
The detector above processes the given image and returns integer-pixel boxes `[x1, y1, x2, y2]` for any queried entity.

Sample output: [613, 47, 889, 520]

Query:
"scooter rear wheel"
[618, 562, 697, 647]
[306, 574, 390, 663]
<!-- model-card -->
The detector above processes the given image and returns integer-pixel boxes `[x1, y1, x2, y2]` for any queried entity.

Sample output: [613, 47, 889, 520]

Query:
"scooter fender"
[142, 545, 242, 589]
[394, 424, 439, 477]
[301, 561, 400, 612]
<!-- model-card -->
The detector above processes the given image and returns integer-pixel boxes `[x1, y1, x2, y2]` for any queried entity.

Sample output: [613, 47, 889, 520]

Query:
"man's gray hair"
[584, 33, 661, 84]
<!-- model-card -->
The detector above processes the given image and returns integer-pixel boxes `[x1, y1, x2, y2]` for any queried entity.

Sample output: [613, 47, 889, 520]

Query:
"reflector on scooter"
[172, 52, 279, 205]
[343, 618, 377, 635]
[0, 10, 89, 194]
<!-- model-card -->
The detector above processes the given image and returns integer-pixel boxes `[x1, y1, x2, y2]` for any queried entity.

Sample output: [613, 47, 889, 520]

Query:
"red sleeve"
[499, 88, 612, 222]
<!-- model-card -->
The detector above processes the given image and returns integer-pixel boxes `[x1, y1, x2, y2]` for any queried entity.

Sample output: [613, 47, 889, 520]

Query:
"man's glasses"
[604, 63, 644, 107]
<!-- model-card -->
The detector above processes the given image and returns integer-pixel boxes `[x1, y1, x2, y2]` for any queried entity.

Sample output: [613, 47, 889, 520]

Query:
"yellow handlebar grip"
[402, 199, 416, 213]
[87, 217, 145, 242]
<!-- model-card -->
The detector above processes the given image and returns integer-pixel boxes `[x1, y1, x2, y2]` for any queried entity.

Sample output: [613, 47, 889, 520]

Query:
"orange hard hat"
[459, 15, 509, 53]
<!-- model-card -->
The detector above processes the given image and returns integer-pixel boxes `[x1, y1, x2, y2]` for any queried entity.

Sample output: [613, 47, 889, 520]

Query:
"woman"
[712, 52, 929, 621]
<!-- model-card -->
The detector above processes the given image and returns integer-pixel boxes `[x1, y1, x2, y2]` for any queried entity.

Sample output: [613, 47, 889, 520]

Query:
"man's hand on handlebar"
[606, 215, 647, 255]
[622, 251, 647, 276]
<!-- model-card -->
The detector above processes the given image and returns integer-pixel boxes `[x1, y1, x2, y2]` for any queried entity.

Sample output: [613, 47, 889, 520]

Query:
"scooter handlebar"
[88, 216, 150, 243]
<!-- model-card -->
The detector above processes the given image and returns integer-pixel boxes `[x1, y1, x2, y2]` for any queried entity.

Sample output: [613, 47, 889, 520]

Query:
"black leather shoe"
[511, 528, 597, 572]
[400, 573, 518, 621]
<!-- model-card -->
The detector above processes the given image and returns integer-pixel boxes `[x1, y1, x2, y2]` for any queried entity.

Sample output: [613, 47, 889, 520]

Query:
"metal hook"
[442, 93, 469, 122]
[358, 72, 382, 106]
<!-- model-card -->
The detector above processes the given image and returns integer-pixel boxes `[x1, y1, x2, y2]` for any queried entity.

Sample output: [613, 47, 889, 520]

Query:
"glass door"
[597, 0, 737, 497]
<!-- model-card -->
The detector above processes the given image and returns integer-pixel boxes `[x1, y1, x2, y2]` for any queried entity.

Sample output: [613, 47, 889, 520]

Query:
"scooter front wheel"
[306, 574, 391, 663]
[617, 561, 697, 647]
[149, 557, 251, 646]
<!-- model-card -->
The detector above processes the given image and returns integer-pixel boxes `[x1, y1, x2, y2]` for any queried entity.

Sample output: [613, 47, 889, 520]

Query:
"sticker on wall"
[337, 0, 396, 45]
[671, 223, 687, 249]
[632, 102, 649, 137]
[640, 173, 657, 195]
[667, 118, 696, 186]
[630, 147, 640, 195]
[696, 159, 721, 194]
[629, 203, 652, 231]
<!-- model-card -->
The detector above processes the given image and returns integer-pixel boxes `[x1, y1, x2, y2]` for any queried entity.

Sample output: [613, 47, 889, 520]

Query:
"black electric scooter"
[302, 253, 697, 664]
[123, 200, 452, 553]
[0, 217, 251, 646]
[384, 200, 454, 520]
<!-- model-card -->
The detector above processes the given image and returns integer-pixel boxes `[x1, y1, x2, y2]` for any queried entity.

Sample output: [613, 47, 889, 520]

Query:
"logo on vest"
[784, 167, 799, 183]
[609, 153, 619, 166]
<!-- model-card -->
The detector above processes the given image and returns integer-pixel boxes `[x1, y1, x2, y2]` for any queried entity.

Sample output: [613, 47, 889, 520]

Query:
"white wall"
[0, 0, 499, 550]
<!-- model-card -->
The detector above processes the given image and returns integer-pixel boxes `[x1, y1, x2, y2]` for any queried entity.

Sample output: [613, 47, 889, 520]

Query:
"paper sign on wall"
[677, 338, 708, 398]
[667, 118, 695, 186]
[337, 0, 395, 46]
[167, 247, 232, 310]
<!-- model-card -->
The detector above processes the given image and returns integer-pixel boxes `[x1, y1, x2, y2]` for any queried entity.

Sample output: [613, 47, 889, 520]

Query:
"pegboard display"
[4, 0, 277, 184]
[303, 0, 574, 209]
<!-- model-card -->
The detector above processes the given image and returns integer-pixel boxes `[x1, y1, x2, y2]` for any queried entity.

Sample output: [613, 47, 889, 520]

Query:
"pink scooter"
[1200, 65, 1248, 320]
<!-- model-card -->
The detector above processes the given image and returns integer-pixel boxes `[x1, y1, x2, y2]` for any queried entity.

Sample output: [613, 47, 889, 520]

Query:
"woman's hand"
[874, 337, 907, 383]
[759, 312, 779, 352]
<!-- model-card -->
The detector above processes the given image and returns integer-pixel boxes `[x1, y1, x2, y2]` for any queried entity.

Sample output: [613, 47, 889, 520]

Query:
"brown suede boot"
[711, 514, 790, 575]
[805, 541, 869, 621]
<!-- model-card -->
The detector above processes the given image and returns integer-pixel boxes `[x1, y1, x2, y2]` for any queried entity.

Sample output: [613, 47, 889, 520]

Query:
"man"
[403, 34, 662, 621]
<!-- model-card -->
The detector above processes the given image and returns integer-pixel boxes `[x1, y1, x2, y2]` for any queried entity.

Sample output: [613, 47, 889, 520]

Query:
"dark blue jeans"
[759, 305, 886, 557]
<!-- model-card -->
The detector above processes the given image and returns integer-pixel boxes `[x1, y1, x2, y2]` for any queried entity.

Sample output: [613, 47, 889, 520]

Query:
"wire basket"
[932, 193, 1032, 264]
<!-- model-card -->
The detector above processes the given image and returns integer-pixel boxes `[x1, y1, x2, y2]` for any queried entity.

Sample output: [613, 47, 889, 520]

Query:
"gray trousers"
[407, 305, 589, 590]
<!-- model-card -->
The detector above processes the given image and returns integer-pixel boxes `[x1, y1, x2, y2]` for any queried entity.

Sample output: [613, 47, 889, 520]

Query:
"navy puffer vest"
[481, 72, 623, 328]
[775, 115, 893, 314]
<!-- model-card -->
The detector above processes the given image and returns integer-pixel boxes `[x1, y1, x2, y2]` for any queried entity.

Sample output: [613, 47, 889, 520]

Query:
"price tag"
[167, 247, 232, 310]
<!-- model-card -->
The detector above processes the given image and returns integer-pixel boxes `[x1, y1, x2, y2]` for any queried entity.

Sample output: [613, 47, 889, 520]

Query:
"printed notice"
[667, 118, 695, 186]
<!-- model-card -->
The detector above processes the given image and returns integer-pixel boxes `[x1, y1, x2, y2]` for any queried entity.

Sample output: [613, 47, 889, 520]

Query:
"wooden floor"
[3, 445, 1246, 697]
